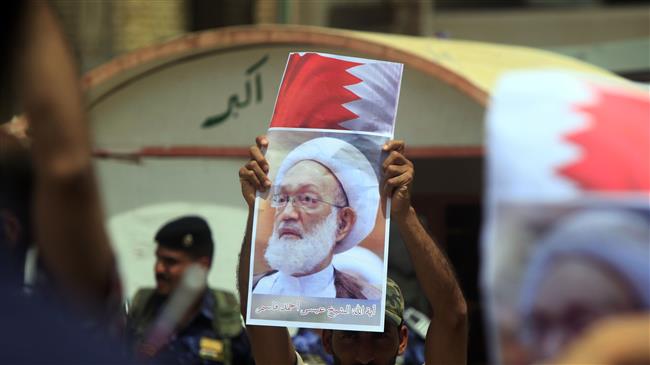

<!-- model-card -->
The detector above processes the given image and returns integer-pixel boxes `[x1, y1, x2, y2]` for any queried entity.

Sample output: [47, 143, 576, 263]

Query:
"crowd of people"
[1, 1, 647, 365]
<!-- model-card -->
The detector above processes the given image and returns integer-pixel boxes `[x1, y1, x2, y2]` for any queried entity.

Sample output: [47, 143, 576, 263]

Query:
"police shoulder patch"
[199, 337, 224, 361]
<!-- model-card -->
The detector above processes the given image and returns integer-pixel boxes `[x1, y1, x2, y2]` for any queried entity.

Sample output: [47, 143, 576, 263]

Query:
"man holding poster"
[237, 52, 467, 365]
[238, 136, 468, 365]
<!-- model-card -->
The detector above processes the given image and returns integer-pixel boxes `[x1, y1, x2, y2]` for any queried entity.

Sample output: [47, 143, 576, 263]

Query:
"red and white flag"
[270, 52, 403, 137]
[483, 70, 650, 365]
[486, 70, 650, 203]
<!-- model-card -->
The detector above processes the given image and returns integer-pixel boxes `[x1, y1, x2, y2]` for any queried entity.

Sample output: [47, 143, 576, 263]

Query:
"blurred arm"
[549, 314, 650, 365]
[383, 140, 468, 364]
[396, 208, 468, 364]
[19, 1, 115, 304]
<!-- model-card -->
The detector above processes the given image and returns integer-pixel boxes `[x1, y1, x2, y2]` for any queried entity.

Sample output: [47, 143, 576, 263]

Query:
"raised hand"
[382, 140, 414, 218]
[239, 135, 271, 209]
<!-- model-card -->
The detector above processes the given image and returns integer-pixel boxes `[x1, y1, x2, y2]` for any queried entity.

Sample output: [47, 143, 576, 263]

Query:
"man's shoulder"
[210, 287, 239, 308]
[334, 270, 381, 300]
[127, 287, 161, 344]
[132, 287, 156, 303]
[208, 287, 244, 338]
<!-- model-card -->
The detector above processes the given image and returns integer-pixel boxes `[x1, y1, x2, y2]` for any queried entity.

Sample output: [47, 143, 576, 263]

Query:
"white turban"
[519, 209, 650, 318]
[274, 137, 380, 254]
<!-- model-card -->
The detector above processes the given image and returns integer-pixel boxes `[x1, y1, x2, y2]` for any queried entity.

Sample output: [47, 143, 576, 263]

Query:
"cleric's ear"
[335, 207, 356, 243]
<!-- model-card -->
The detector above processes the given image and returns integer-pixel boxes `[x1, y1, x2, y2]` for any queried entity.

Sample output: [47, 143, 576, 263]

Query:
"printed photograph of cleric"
[251, 130, 388, 300]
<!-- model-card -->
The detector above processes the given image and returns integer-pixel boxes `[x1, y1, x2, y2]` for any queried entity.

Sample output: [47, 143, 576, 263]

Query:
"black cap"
[154, 216, 214, 260]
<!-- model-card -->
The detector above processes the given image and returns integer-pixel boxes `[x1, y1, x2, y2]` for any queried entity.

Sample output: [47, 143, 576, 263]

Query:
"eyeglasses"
[271, 192, 347, 211]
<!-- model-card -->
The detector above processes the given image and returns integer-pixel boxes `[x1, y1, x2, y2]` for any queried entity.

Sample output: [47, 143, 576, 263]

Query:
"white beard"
[265, 209, 339, 276]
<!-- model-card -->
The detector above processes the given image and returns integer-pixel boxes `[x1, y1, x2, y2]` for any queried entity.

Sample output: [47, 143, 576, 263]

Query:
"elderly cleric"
[253, 137, 382, 299]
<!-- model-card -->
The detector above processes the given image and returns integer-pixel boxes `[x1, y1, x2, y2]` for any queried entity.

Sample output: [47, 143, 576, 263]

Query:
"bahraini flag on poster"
[269, 52, 402, 136]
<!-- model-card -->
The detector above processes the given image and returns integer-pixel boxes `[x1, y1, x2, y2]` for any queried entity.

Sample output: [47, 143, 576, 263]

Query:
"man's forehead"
[278, 181, 319, 192]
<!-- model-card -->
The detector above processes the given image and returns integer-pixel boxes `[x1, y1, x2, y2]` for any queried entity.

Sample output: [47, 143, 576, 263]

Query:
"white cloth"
[254, 263, 336, 298]
[332, 246, 383, 285]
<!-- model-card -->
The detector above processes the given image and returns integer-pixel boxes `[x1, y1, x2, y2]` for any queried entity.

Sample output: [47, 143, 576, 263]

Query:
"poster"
[246, 52, 403, 331]
[482, 70, 650, 364]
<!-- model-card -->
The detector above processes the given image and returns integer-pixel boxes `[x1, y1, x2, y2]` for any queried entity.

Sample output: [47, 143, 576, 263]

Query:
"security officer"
[127, 215, 253, 365]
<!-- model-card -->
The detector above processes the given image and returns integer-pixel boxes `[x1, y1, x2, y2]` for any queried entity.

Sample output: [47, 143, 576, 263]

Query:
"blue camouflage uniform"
[292, 328, 333, 365]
